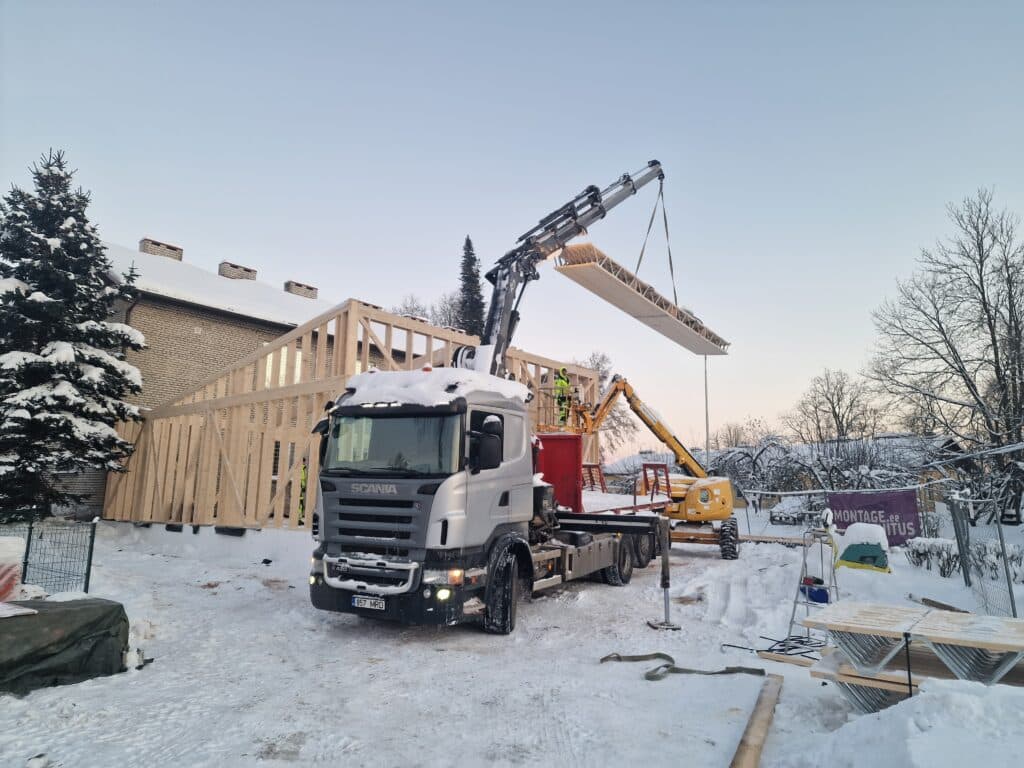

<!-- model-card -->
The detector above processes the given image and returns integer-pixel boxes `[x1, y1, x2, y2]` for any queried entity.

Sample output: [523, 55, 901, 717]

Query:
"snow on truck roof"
[342, 368, 529, 407]
[103, 241, 338, 327]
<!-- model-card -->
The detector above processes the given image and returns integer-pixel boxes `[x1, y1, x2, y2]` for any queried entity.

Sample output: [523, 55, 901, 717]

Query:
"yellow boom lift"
[570, 375, 740, 559]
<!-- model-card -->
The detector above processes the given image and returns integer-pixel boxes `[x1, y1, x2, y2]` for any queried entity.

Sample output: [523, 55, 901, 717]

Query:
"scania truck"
[309, 161, 672, 633]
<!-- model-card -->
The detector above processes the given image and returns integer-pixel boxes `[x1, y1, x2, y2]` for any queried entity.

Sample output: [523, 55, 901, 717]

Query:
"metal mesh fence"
[0, 518, 98, 594]
[949, 498, 1019, 618]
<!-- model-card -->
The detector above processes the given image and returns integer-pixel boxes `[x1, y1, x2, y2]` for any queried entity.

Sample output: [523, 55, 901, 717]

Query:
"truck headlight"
[436, 588, 452, 601]
[422, 568, 464, 585]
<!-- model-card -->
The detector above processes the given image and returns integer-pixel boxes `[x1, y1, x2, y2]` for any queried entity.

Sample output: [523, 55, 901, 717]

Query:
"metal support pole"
[903, 632, 913, 698]
[22, 517, 33, 586]
[83, 519, 98, 594]
[704, 355, 710, 462]
[648, 517, 680, 631]
[996, 521, 1017, 618]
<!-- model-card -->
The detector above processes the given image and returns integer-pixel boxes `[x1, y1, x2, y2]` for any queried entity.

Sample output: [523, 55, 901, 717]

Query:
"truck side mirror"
[477, 434, 502, 472]
[469, 432, 502, 474]
[313, 417, 330, 467]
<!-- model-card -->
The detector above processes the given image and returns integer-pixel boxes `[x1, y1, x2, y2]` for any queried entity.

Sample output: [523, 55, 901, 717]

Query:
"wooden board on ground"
[801, 601, 930, 638]
[554, 243, 729, 356]
[729, 674, 784, 768]
[671, 529, 721, 545]
[755, 651, 816, 668]
[912, 609, 1024, 653]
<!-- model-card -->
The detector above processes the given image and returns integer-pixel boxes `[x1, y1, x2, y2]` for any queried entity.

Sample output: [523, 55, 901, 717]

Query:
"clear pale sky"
[3, 1, 1023, 454]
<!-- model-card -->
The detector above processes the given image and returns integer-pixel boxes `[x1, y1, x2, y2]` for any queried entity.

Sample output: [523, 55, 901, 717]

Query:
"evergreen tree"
[0, 151, 145, 518]
[457, 236, 486, 338]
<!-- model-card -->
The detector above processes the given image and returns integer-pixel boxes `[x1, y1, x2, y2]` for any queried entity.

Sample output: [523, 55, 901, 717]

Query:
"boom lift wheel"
[719, 517, 739, 560]
[602, 537, 634, 586]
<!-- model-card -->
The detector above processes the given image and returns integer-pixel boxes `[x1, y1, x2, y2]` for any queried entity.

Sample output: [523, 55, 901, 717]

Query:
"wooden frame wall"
[103, 299, 600, 529]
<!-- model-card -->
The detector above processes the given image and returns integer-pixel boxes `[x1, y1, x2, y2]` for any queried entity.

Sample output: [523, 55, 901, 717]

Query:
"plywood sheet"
[913, 610, 1024, 653]
[555, 243, 729, 355]
[801, 601, 929, 638]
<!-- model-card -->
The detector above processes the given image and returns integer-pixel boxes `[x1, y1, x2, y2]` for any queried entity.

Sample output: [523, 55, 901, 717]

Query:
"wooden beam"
[729, 674, 783, 768]
[209, 412, 246, 526]
[360, 318, 400, 371]
[148, 377, 346, 419]
[343, 304, 360, 376]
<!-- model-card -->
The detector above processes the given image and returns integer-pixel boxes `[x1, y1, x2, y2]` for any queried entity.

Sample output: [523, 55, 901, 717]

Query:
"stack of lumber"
[554, 243, 729, 356]
[790, 601, 1024, 712]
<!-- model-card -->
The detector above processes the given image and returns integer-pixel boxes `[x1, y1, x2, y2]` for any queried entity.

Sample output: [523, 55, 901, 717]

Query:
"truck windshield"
[324, 413, 461, 477]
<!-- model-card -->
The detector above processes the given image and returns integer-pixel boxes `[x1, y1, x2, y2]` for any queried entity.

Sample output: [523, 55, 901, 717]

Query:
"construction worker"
[298, 457, 308, 525]
[554, 366, 571, 425]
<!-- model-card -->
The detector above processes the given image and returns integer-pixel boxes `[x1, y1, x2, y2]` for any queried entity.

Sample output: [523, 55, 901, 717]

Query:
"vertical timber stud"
[344, 304, 360, 377]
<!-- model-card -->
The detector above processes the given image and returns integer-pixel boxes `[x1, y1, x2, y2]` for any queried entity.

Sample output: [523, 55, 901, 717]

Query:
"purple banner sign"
[826, 489, 920, 546]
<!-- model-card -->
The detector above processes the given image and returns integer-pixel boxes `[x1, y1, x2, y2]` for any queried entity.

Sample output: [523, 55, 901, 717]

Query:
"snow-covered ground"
[2, 518, 1023, 767]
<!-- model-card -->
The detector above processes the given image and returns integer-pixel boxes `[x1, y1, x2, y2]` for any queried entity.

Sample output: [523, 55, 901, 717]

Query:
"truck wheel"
[633, 533, 655, 568]
[602, 537, 634, 586]
[719, 518, 739, 560]
[483, 547, 519, 635]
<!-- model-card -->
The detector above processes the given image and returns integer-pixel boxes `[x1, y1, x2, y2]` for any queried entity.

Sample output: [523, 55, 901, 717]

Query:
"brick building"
[64, 238, 337, 513]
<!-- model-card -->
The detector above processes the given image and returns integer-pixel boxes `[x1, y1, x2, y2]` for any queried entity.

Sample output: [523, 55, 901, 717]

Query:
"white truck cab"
[308, 367, 643, 633]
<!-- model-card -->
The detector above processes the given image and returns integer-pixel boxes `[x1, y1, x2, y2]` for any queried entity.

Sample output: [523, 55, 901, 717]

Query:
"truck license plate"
[352, 595, 385, 611]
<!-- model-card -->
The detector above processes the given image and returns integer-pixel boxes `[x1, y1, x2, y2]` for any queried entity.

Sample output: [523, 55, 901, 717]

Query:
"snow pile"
[342, 368, 529, 407]
[839, 522, 889, 549]
[779, 679, 1024, 768]
[0, 277, 30, 296]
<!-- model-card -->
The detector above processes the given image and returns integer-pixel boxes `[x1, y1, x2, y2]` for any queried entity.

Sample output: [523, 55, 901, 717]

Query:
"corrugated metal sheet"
[554, 244, 729, 355]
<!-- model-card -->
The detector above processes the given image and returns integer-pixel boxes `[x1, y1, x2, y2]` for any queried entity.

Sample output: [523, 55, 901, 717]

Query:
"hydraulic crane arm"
[586, 375, 708, 479]
[455, 161, 664, 377]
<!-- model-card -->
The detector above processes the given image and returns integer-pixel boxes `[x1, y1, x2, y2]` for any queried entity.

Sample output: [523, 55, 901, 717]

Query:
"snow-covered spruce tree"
[457, 236, 486, 338]
[0, 151, 144, 520]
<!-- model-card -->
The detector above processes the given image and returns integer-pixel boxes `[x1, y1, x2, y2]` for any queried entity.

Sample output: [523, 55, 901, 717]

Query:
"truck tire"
[483, 545, 520, 635]
[633, 532, 655, 568]
[719, 517, 739, 560]
[602, 537, 634, 586]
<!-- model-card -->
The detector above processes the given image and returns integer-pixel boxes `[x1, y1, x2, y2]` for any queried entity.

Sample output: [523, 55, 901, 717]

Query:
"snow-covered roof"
[103, 242, 338, 327]
[341, 368, 529, 407]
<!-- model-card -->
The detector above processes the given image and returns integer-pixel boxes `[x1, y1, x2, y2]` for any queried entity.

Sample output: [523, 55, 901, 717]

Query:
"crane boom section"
[589, 376, 708, 479]
[469, 161, 664, 377]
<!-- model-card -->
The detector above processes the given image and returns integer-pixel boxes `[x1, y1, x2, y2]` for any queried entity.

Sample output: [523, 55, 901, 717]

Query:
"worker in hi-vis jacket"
[554, 367, 571, 425]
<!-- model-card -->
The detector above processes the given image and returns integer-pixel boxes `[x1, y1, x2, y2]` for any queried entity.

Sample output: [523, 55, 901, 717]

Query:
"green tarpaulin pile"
[0, 598, 128, 695]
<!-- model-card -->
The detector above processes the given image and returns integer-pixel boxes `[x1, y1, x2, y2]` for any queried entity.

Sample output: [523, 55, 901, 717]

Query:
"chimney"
[218, 261, 258, 280]
[139, 237, 183, 261]
[284, 280, 318, 300]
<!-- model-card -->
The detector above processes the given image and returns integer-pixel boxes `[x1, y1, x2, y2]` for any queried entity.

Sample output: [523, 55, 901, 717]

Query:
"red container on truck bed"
[534, 432, 583, 513]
